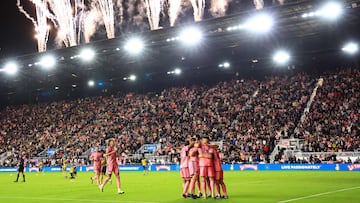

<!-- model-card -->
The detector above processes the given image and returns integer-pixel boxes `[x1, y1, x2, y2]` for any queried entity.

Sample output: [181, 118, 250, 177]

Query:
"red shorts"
[189, 161, 199, 176]
[180, 168, 190, 179]
[107, 163, 119, 175]
[200, 166, 215, 177]
[215, 170, 223, 181]
[94, 165, 101, 175]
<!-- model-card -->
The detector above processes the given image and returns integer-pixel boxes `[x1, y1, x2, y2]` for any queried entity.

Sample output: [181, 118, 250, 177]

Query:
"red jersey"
[213, 149, 222, 172]
[106, 146, 118, 166]
[180, 146, 189, 169]
[198, 144, 214, 167]
[189, 147, 199, 162]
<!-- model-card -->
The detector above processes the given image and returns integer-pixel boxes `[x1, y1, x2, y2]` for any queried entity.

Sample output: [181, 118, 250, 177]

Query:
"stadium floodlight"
[244, 14, 274, 33]
[218, 62, 231, 68]
[124, 38, 144, 54]
[223, 62, 230, 68]
[174, 68, 182, 75]
[318, 1, 343, 20]
[2, 62, 18, 75]
[129, 75, 137, 81]
[39, 55, 56, 69]
[273, 50, 290, 65]
[88, 80, 95, 87]
[179, 27, 203, 46]
[80, 48, 95, 61]
[342, 42, 358, 54]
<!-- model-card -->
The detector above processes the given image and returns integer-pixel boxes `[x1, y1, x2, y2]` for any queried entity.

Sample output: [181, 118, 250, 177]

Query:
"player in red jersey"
[188, 137, 202, 198]
[179, 140, 191, 198]
[213, 146, 228, 199]
[90, 146, 103, 186]
[198, 136, 215, 199]
[99, 140, 124, 194]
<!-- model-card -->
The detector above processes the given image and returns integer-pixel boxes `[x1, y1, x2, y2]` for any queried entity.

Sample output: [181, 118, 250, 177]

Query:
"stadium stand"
[0, 68, 359, 167]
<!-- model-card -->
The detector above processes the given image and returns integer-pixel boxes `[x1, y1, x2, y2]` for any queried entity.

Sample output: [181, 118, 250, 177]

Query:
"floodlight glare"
[179, 27, 203, 45]
[244, 14, 274, 33]
[124, 38, 144, 54]
[342, 42, 358, 54]
[129, 75, 137, 81]
[223, 62, 230, 68]
[2, 62, 18, 75]
[174, 68, 182, 75]
[80, 48, 95, 61]
[273, 50, 290, 65]
[39, 55, 56, 69]
[88, 80, 95, 87]
[318, 2, 343, 20]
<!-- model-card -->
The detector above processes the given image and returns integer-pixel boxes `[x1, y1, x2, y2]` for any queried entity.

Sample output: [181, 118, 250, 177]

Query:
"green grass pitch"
[0, 171, 359, 203]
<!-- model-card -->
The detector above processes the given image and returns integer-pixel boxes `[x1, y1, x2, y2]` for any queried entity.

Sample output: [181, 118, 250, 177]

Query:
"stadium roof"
[1, 0, 360, 107]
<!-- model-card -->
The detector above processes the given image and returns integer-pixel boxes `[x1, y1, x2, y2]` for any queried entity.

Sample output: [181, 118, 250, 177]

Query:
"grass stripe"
[0, 196, 160, 203]
[278, 186, 360, 203]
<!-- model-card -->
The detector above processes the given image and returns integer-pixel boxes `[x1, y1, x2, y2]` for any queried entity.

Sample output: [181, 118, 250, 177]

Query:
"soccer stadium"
[0, 0, 359, 203]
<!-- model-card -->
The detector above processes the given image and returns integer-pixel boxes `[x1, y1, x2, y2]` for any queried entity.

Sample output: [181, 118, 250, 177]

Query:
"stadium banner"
[1, 164, 360, 173]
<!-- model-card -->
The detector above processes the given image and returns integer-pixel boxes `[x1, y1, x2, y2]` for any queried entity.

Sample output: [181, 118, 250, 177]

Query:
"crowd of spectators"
[0, 68, 359, 167]
[295, 68, 360, 153]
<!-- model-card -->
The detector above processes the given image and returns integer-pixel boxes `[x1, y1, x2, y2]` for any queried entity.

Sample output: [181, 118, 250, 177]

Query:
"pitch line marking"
[277, 186, 360, 203]
[0, 196, 160, 203]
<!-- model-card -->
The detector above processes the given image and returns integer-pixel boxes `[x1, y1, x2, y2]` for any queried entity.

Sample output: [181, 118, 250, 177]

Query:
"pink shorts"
[94, 165, 101, 175]
[107, 163, 119, 175]
[189, 161, 199, 176]
[200, 166, 215, 177]
[215, 170, 223, 181]
[180, 168, 190, 179]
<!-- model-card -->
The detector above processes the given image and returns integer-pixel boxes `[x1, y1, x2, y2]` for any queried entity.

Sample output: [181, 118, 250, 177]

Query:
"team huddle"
[180, 136, 228, 199]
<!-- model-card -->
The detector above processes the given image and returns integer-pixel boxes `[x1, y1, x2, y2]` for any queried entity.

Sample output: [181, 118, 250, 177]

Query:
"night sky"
[0, 0, 272, 59]
[0, 0, 37, 58]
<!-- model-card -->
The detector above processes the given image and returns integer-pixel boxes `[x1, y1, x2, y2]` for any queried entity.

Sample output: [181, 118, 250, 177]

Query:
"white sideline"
[0, 196, 160, 203]
[277, 186, 360, 203]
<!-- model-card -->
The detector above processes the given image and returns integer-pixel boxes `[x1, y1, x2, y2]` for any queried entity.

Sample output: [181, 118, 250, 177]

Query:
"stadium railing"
[285, 150, 360, 163]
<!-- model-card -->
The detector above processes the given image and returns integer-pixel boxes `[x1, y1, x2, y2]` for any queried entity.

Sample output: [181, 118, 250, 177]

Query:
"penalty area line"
[0, 196, 160, 203]
[277, 186, 360, 203]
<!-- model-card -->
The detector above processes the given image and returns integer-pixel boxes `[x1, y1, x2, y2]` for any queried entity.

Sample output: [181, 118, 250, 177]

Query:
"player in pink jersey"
[188, 137, 202, 199]
[90, 146, 103, 186]
[198, 136, 215, 199]
[179, 140, 191, 198]
[213, 146, 228, 199]
[99, 140, 125, 194]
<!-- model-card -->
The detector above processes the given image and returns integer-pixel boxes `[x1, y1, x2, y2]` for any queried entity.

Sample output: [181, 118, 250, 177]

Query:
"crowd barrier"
[1, 164, 359, 173]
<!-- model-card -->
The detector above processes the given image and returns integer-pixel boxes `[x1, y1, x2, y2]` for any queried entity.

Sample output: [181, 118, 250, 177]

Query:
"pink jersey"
[213, 149, 222, 172]
[198, 145, 214, 167]
[189, 147, 199, 162]
[90, 152, 103, 167]
[106, 146, 118, 166]
[180, 146, 189, 169]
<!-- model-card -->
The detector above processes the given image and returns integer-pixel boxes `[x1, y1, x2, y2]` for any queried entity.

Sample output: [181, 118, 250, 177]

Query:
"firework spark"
[115, 0, 124, 26]
[97, 0, 115, 39]
[254, 0, 264, 10]
[190, 0, 205, 22]
[47, 0, 84, 47]
[168, 0, 182, 26]
[144, 0, 164, 30]
[210, 0, 231, 18]
[17, 0, 50, 52]
[83, 2, 102, 43]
